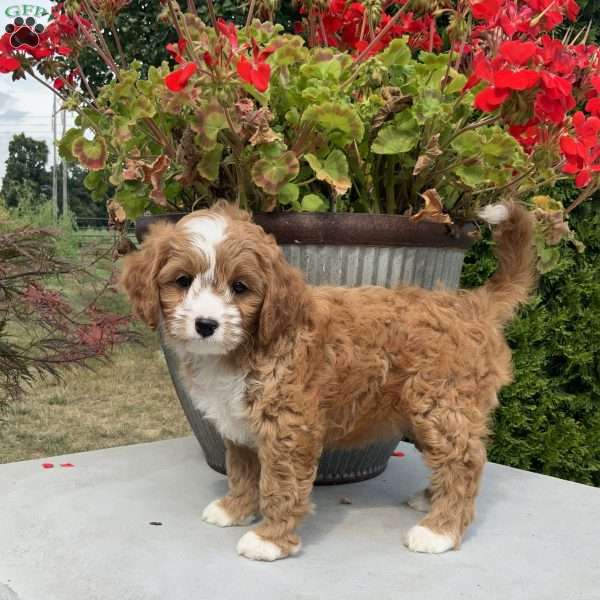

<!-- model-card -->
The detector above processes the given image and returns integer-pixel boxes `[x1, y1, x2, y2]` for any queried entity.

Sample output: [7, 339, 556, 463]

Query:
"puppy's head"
[120, 202, 306, 356]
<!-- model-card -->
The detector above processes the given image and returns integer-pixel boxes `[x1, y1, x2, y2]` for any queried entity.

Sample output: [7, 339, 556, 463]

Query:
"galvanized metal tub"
[136, 212, 474, 484]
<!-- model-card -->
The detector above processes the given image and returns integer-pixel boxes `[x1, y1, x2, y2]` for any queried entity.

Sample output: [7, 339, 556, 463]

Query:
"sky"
[0, 0, 73, 179]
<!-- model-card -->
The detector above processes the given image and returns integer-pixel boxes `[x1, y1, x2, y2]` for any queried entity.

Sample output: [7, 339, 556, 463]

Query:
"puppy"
[120, 201, 535, 561]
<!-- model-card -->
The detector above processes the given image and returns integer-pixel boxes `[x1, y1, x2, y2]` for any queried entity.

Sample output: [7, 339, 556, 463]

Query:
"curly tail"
[476, 202, 537, 324]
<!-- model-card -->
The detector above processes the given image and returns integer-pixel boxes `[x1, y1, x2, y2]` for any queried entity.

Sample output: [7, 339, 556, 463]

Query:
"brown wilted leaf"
[413, 134, 443, 176]
[411, 189, 452, 224]
[107, 199, 127, 227]
[413, 154, 433, 176]
[372, 88, 413, 132]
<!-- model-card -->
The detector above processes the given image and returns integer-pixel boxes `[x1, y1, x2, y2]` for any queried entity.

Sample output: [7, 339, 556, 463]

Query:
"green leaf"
[192, 101, 228, 147]
[445, 72, 467, 95]
[115, 184, 148, 220]
[83, 170, 104, 191]
[301, 102, 364, 147]
[270, 34, 309, 66]
[380, 37, 411, 68]
[72, 135, 108, 171]
[251, 151, 300, 194]
[371, 110, 419, 155]
[58, 128, 83, 161]
[301, 193, 328, 212]
[454, 163, 488, 187]
[129, 96, 156, 121]
[304, 150, 351, 195]
[278, 182, 300, 205]
[450, 130, 482, 156]
[197, 143, 223, 181]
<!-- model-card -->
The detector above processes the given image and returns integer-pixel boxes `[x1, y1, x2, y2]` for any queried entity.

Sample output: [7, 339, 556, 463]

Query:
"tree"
[1, 133, 51, 208]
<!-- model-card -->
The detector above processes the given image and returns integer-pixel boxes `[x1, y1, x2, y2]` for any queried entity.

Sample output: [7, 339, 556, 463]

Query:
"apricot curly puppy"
[120, 201, 535, 561]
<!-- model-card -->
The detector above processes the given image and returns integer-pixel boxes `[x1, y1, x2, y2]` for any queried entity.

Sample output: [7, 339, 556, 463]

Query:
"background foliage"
[462, 199, 600, 486]
[1, 133, 105, 218]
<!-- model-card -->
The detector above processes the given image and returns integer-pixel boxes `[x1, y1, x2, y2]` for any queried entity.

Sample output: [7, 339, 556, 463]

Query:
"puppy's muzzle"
[195, 318, 219, 338]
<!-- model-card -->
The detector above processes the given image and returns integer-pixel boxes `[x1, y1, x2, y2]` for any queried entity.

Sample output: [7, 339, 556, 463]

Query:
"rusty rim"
[135, 212, 475, 249]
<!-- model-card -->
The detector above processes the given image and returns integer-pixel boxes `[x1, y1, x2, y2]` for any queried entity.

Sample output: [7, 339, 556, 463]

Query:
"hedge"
[461, 199, 600, 486]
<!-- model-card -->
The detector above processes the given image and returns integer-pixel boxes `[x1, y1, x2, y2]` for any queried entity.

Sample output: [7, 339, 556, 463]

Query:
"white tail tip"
[478, 203, 510, 225]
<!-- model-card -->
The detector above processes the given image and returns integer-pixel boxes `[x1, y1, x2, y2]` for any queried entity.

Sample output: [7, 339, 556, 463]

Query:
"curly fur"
[120, 201, 535, 561]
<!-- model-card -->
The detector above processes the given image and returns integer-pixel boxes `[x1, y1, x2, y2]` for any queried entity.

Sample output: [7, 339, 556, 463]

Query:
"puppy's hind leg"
[405, 395, 488, 554]
[202, 442, 260, 527]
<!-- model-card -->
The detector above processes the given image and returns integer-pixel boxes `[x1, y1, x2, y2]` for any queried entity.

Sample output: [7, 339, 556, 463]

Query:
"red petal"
[499, 41, 538, 67]
[60, 462, 75, 468]
[42, 463, 54, 469]
[251, 62, 271, 93]
[164, 62, 197, 92]
[585, 98, 600, 117]
[0, 54, 21, 73]
[575, 170, 592, 188]
[494, 69, 540, 91]
[474, 86, 510, 112]
[560, 135, 579, 157]
[236, 56, 253, 85]
[471, 0, 501, 21]
[392, 451, 405, 458]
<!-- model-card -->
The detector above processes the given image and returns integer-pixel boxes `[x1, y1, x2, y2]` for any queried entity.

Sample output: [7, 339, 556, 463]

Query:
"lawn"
[0, 225, 191, 464]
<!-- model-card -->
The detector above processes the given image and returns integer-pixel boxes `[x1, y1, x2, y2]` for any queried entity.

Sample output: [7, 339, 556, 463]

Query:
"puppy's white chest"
[182, 354, 254, 447]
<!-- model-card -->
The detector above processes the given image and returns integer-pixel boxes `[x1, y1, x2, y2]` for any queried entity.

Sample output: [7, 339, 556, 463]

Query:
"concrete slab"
[1, 437, 598, 600]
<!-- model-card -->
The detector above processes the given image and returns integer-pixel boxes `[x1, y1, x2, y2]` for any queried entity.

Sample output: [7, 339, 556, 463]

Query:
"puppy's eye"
[231, 280, 248, 294]
[176, 275, 192, 289]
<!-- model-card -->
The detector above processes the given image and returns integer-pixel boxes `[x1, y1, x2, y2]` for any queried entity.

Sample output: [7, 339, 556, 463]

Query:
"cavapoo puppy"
[120, 200, 535, 561]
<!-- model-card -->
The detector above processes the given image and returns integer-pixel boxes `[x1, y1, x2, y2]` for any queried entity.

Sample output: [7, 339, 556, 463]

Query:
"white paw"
[201, 499, 255, 527]
[407, 490, 431, 512]
[404, 525, 454, 554]
[237, 531, 285, 561]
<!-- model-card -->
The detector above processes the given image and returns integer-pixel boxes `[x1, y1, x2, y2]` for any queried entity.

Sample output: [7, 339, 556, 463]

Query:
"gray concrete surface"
[1, 437, 598, 600]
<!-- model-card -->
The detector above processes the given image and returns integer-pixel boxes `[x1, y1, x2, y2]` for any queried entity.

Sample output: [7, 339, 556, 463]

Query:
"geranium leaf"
[72, 135, 108, 171]
[301, 193, 328, 212]
[251, 150, 300, 194]
[58, 128, 83, 161]
[380, 38, 411, 68]
[305, 150, 351, 195]
[115, 184, 148, 219]
[278, 182, 300, 205]
[302, 102, 364, 147]
[197, 144, 224, 181]
[371, 110, 419, 155]
[192, 101, 228, 147]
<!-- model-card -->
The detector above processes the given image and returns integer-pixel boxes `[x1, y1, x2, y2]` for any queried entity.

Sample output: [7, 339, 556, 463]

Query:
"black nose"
[195, 318, 219, 338]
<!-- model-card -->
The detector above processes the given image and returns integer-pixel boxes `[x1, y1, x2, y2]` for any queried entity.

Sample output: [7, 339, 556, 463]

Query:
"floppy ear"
[119, 221, 175, 329]
[257, 239, 307, 347]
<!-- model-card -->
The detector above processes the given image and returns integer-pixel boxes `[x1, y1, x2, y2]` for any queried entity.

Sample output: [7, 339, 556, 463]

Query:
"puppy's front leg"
[237, 422, 322, 561]
[202, 441, 260, 527]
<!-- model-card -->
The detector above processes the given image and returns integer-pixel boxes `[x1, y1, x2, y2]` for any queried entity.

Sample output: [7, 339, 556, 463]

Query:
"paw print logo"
[5, 17, 45, 50]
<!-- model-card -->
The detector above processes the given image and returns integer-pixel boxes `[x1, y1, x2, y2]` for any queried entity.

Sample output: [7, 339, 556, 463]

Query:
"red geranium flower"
[236, 40, 274, 93]
[164, 62, 197, 92]
[471, 0, 502, 22]
[166, 39, 187, 64]
[0, 54, 20, 73]
[498, 40, 537, 66]
[474, 86, 510, 112]
[494, 69, 540, 90]
[216, 18, 238, 49]
[559, 111, 600, 187]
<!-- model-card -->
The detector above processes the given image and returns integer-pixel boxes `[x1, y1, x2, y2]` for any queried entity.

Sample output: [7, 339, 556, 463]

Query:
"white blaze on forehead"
[183, 215, 228, 281]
